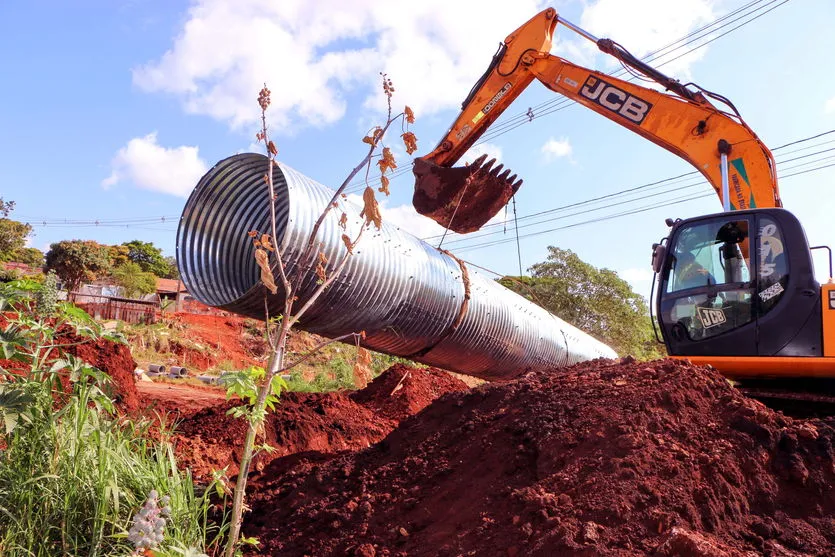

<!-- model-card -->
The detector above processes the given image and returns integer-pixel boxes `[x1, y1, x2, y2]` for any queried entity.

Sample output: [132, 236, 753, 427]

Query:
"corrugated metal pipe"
[176, 153, 617, 380]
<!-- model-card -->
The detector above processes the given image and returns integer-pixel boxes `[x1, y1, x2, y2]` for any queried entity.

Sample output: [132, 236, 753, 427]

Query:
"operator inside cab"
[664, 219, 753, 341]
[673, 250, 716, 290]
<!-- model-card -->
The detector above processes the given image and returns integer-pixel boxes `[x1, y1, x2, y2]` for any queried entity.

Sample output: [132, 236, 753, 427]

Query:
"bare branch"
[289, 222, 367, 328]
[281, 332, 364, 372]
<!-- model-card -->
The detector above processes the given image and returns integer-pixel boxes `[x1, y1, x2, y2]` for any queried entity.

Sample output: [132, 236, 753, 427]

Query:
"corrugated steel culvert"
[177, 153, 617, 380]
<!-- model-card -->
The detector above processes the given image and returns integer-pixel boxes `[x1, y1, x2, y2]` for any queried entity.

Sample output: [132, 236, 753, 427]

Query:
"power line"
[447, 159, 835, 253]
[339, 0, 790, 196]
[420, 129, 835, 244]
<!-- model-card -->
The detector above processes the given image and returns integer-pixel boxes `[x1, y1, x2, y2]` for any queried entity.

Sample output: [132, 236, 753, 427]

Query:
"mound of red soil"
[165, 313, 263, 372]
[350, 363, 470, 422]
[244, 358, 835, 556]
[61, 331, 140, 413]
[167, 365, 468, 481]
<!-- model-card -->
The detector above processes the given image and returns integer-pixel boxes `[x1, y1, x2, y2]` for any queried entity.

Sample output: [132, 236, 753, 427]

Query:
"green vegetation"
[0, 280, 227, 556]
[500, 246, 664, 360]
[112, 261, 158, 298]
[44, 239, 112, 294]
[123, 240, 178, 279]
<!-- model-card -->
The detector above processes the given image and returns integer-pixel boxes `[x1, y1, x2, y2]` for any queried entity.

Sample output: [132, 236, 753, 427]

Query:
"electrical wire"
[338, 0, 791, 196]
[448, 159, 835, 253]
[420, 131, 835, 243]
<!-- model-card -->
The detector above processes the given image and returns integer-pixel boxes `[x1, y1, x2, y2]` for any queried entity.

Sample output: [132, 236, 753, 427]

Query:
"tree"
[221, 78, 415, 556]
[122, 240, 175, 278]
[499, 246, 664, 360]
[13, 247, 44, 268]
[44, 240, 111, 294]
[0, 200, 36, 263]
[112, 261, 157, 298]
[0, 219, 33, 262]
[107, 244, 131, 269]
[0, 198, 13, 217]
[163, 256, 179, 279]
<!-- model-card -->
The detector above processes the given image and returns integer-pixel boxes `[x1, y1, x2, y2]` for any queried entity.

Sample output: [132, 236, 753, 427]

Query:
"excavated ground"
[83, 329, 835, 556]
[150, 364, 470, 482]
[238, 357, 835, 556]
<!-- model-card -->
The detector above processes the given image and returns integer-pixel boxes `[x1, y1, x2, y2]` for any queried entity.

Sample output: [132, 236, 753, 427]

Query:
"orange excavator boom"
[413, 7, 781, 233]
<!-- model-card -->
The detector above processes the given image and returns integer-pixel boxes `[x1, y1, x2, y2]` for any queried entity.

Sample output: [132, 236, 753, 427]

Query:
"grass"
[0, 279, 228, 556]
[123, 316, 419, 393]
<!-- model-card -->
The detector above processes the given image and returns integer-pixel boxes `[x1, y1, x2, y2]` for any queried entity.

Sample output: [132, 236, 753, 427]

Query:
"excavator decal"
[579, 76, 653, 124]
[729, 158, 755, 209]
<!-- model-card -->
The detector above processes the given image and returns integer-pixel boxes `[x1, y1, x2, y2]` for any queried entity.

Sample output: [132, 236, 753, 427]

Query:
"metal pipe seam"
[177, 153, 618, 380]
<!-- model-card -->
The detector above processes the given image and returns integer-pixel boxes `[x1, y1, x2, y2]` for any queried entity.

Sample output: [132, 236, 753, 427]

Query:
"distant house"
[155, 278, 187, 311]
[155, 277, 228, 316]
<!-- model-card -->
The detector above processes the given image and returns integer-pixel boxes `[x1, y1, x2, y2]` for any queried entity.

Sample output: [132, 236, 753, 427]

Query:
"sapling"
[222, 75, 416, 556]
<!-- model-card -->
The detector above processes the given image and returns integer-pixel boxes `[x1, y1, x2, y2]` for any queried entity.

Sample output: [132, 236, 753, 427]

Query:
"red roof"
[156, 278, 187, 293]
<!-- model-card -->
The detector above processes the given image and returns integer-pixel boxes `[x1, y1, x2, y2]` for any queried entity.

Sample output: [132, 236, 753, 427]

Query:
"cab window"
[666, 219, 751, 293]
[663, 218, 753, 341]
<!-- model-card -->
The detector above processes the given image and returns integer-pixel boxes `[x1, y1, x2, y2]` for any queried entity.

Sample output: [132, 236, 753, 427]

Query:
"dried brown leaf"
[359, 186, 382, 229]
[401, 131, 418, 155]
[315, 262, 327, 283]
[377, 147, 397, 175]
[247, 230, 259, 238]
[405, 106, 415, 124]
[254, 248, 278, 294]
[267, 140, 278, 156]
[260, 234, 275, 252]
[362, 126, 384, 147]
[339, 212, 348, 229]
[341, 234, 354, 254]
[318, 251, 328, 265]
[378, 175, 390, 196]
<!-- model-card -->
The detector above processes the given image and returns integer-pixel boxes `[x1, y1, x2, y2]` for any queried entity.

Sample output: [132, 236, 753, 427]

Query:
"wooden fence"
[72, 293, 158, 324]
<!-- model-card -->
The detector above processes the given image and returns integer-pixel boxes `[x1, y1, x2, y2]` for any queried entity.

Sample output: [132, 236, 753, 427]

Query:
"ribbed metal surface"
[177, 153, 617, 380]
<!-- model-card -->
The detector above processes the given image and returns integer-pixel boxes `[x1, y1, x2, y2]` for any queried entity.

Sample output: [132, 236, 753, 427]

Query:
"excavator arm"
[413, 7, 781, 233]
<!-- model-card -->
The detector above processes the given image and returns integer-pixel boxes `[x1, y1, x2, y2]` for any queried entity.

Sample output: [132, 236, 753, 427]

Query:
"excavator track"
[736, 379, 835, 418]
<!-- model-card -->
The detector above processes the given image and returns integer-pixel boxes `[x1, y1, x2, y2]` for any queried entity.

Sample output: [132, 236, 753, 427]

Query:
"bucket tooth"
[413, 155, 526, 234]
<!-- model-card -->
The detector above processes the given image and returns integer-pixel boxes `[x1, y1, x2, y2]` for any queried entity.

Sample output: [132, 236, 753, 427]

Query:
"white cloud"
[102, 133, 208, 197]
[541, 137, 572, 162]
[580, 0, 713, 77]
[826, 97, 835, 114]
[461, 142, 503, 165]
[134, 0, 542, 130]
[619, 267, 654, 283]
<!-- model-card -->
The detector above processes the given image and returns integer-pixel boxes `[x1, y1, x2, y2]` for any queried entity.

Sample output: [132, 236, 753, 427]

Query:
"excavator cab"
[654, 208, 825, 361]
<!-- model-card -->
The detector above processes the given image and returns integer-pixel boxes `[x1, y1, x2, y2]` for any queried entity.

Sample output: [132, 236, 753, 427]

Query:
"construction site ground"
[88, 313, 835, 556]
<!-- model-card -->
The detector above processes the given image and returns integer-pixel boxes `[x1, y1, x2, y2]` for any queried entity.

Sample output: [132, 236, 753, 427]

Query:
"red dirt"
[241, 357, 835, 556]
[162, 312, 264, 372]
[350, 363, 470, 422]
[60, 330, 141, 413]
[147, 365, 469, 482]
[136, 381, 227, 416]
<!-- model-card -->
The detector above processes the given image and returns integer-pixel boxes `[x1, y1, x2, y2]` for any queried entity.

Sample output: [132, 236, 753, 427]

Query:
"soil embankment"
[239, 358, 835, 556]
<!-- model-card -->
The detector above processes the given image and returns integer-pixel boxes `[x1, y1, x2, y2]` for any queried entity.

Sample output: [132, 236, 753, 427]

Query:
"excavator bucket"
[412, 154, 523, 234]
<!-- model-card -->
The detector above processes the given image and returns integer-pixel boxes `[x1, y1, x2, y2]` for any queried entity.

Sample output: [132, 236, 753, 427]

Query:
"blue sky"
[2, 0, 834, 302]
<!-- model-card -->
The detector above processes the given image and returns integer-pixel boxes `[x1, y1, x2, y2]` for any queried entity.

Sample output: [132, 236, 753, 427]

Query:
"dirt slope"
[156, 364, 470, 481]
[243, 357, 835, 556]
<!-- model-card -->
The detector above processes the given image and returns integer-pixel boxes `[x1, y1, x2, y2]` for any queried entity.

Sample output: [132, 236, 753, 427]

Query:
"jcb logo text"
[579, 77, 652, 125]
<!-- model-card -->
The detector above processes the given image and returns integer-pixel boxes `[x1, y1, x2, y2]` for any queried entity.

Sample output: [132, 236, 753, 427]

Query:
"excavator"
[411, 7, 835, 399]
